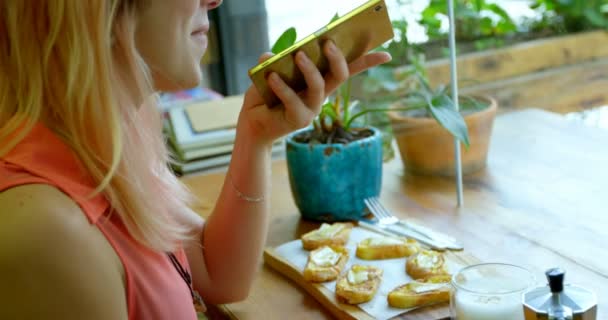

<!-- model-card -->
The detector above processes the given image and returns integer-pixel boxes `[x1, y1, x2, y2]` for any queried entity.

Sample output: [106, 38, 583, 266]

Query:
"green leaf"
[487, 3, 515, 23]
[392, 20, 408, 31]
[479, 17, 494, 35]
[487, 4, 517, 34]
[420, 16, 442, 29]
[347, 106, 420, 129]
[584, 7, 608, 27]
[320, 102, 338, 120]
[399, 95, 428, 109]
[530, 0, 545, 9]
[496, 20, 517, 34]
[427, 95, 470, 146]
[330, 13, 340, 23]
[271, 27, 297, 54]
[414, 72, 432, 94]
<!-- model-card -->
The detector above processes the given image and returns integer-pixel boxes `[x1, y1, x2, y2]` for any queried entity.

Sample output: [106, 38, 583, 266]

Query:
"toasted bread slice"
[406, 250, 450, 280]
[335, 265, 383, 304]
[356, 236, 419, 260]
[303, 246, 349, 282]
[301, 222, 354, 251]
[387, 275, 452, 309]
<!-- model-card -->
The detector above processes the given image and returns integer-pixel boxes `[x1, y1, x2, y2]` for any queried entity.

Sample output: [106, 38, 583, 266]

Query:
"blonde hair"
[0, 1, 196, 251]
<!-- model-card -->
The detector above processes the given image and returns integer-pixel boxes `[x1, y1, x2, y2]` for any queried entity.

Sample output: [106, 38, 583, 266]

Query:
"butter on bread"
[301, 222, 353, 251]
[406, 250, 449, 280]
[335, 265, 383, 304]
[303, 246, 349, 283]
[356, 236, 419, 260]
[387, 275, 451, 309]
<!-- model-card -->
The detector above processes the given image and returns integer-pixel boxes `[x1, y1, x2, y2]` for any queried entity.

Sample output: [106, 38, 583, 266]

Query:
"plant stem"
[342, 80, 352, 124]
[334, 94, 341, 128]
[344, 105, 424, 129]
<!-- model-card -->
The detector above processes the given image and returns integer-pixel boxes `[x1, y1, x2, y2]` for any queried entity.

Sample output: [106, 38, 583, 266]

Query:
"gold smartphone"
[248, 0, 394, 108]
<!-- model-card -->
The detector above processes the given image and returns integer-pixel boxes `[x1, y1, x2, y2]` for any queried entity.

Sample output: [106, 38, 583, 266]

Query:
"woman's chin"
[178, 76, 202, 90]
[154, 71, 202, 93]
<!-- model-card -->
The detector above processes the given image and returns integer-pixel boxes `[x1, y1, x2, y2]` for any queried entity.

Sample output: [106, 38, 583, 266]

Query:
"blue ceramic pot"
[285, 127, 383, 221]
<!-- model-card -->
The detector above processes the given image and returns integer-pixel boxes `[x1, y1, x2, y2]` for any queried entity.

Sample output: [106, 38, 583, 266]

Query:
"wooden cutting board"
[264, 244, 480, 320]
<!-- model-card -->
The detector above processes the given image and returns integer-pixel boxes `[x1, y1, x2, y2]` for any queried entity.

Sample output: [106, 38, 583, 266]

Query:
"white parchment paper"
[273, 227, 463, 320]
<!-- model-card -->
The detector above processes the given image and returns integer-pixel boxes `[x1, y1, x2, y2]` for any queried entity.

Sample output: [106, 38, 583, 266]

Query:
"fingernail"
[296, 51, 307, 64]
[269, 72, 279, 84]
[327, 41, 336, 53]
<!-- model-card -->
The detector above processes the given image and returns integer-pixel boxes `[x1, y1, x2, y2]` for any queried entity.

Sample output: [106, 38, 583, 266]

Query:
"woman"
[0, 1, 390, 319]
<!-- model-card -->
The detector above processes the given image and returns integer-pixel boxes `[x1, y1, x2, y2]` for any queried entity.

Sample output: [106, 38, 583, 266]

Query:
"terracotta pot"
[388, 96, 497, 176]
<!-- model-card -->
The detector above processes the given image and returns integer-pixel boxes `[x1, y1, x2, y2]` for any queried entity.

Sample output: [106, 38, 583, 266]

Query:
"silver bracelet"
[228, 171, 265, 203]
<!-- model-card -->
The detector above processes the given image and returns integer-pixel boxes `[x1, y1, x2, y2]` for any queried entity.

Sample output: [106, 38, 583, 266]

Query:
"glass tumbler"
[451, 263, 536, 320]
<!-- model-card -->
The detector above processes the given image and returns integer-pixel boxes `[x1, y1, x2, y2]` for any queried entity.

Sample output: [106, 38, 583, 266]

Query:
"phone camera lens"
[374, 5, 382, 11]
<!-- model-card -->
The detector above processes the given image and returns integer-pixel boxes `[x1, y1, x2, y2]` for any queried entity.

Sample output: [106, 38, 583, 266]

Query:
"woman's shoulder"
[0, 184, 117, 261]
[0, 184, 92, 235]
[0, 184, 128, 319]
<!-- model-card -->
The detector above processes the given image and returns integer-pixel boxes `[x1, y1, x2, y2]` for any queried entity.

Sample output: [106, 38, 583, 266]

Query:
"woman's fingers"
[267, 72, 315, 129]
[260, 45, 391, 132]
[243, 52, 277, 109]
[322, 41, 391, 96]
[267, 73, 299, 109]
[258, 52, 274, 63]
[323, 41, 350, 92]
[348, 51, 392, 77]
[294, 51, 325, 113]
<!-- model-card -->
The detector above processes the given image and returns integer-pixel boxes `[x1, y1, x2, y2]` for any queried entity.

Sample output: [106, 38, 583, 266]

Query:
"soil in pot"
[292, 125, 374, 144]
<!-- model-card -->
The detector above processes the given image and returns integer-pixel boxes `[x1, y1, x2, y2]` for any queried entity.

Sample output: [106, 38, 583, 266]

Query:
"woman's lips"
[191, 31, 208, 48]
[191, 24, 209, 48]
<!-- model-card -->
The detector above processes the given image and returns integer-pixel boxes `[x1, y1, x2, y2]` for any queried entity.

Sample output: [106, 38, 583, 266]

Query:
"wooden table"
[182, 109, 607, 319]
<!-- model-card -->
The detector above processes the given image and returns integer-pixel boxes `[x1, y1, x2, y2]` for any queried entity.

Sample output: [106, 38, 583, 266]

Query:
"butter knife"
[399, 219, 463, 250]
[358, 220, 461, 251]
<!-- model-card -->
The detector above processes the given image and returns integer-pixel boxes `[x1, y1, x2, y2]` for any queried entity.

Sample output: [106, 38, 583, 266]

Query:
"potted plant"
[355, 17, 498, 177]
[272, 21, 470, 221]
[270, 23, 388, 221]
[386, 54, 497, 176]
[285, 83, 385, 221]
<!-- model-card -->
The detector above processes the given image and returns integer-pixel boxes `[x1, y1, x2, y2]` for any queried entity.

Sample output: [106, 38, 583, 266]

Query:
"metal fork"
[362, 197, 463, 251]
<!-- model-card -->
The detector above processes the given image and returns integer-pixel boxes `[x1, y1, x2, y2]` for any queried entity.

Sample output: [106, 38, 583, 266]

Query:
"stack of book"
[164, 95, 284, 174]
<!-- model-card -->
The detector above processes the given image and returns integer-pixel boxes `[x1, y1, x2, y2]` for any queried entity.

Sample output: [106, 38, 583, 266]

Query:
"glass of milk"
[451, 263, 535, 320]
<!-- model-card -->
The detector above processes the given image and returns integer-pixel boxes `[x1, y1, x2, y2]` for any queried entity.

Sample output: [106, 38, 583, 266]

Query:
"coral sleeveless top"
[0, 123, 197, 320]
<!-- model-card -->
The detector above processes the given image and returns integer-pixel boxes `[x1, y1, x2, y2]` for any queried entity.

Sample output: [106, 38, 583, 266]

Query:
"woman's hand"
[237, 40, 391, 147]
